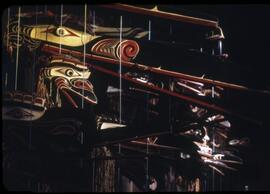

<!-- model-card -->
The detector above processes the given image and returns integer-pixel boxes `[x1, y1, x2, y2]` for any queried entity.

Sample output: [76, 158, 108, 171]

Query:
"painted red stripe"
[61, 89, 78, 108]
[42, 44, 268, 94]
[99, 4, 218, 28]
[41, 44, 263, 124]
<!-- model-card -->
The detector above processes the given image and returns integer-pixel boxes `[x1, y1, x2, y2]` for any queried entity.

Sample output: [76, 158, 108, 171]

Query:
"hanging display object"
[2, 4, 269, 192]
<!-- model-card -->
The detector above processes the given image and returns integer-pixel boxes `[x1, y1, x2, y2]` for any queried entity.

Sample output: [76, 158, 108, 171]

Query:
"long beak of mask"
[37, 57, 98, 108]
[55, 77, 97, 108]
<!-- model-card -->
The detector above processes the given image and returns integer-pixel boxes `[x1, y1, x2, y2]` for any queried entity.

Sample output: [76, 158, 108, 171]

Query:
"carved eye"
[56, 27, 69, 37]
[56, 67, 80, 77]
[65, 69, 74, 76]
[41, 26, 79, 37]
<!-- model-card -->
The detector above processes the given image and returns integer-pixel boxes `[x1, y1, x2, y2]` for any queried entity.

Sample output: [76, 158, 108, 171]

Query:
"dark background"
[177, 4, 270, 190]
[1, 3, 270, 191]
[179, 4, 270, 89]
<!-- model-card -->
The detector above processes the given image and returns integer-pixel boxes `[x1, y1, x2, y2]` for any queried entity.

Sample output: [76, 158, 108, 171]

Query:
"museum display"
[2, 4, 270, 192]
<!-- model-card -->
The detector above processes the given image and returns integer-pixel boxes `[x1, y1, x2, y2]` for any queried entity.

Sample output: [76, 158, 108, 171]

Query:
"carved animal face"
[37, 56, 97, 108]
[5, 18, 147, 51]
[5, 21, 95, 50]
[29, 25, 94, 46]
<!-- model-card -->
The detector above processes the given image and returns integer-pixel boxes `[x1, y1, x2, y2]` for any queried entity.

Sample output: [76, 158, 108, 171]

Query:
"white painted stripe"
[15, 7, 21, 90]
[119, 15, 123, 124]
[59, 4, 63, 54]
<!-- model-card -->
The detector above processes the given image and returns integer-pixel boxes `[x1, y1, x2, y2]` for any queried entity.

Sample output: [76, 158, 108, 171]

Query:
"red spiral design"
[117, 40, 139, 62]
[91, 38, 139, 62]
